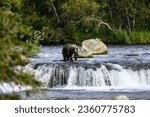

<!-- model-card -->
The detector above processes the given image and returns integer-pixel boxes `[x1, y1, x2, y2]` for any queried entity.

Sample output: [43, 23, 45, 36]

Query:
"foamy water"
[1, 45, 150, 96]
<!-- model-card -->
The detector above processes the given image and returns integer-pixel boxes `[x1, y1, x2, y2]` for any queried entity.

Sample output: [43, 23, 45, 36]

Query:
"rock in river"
[78, 48, 93, 58]
[82, 38, 108, 55]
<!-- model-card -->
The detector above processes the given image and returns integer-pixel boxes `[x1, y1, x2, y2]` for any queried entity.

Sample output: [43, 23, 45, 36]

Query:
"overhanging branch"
[87, 17, 115, 33]
[50, 0, 60, 24]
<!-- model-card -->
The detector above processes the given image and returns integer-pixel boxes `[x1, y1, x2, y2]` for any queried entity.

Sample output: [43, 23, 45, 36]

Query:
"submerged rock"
[82, 38, 108, 54]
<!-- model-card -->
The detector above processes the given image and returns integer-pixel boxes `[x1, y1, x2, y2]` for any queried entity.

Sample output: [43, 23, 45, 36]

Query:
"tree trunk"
[126, 16, 132, 35]
[132, 18, 135, 31]
[109, 9, 116, 30]
[50, 0, 60, 25]
[125, 0, 131, 35]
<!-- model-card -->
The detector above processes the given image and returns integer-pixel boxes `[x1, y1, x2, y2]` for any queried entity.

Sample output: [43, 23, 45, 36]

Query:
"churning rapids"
[1, 45, 150, 99]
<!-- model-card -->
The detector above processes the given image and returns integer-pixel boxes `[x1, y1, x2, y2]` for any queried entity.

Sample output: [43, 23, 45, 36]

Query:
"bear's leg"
[63, 53, 67, 61]
[69, 53, 73, 61]
[63, 56, 65, 61]
[70, 56, 73, 61]
[74, 56, 77, 61]
[67, 56, 70, 61]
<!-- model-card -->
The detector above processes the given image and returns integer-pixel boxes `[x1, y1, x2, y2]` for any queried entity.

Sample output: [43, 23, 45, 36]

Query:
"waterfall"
[68, 65, 111, 87]
[25, 63, 150, 88]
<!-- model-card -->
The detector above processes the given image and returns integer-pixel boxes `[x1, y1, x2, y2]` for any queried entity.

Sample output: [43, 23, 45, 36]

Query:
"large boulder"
[82, 38, 108, 54]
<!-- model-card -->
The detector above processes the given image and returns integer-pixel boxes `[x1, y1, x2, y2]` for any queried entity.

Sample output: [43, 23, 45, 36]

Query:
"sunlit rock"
[82, 38, 107, 54]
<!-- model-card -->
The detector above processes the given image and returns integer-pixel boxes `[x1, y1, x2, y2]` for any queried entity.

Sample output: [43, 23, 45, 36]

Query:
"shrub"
[0, 1, 42, 99]
[130, 32, 150, 44]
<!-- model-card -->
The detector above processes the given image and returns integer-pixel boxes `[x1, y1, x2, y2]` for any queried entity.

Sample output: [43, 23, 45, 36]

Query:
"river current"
[1, 45, 150, 99]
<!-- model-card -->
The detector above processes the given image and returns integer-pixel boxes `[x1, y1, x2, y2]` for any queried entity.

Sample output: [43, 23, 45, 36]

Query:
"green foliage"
[109, 0, 150, 32]
[33, 27, 68, 45]
[13, 0, 150, 44]
[115, 30, 131, 44]
[0, 0, 42, 99]
[60, 0, 101, 42]
[20, 0, 54, 30]
[130, 32, 150, 44]
[113, 30, 150, 44]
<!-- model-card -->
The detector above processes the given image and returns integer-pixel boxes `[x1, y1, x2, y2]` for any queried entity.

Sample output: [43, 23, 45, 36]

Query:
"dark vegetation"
[0, 0, 41, 99]
[0, 0, 149, 99]
[18, 0, 150, 44]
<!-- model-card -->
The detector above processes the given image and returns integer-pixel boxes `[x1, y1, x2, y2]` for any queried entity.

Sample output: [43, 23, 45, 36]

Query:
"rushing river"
[20, 45, 150, 100]
[1, 45, 150, 99]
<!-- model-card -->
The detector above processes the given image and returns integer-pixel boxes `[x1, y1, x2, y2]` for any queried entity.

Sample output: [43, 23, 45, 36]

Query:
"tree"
[109, 0, 150, 34]
[0, 0, 41, 99]
[60, 0, 103, 42]
[16, 0, 150, 44]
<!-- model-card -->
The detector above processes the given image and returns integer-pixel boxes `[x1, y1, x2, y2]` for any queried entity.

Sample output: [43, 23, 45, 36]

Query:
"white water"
[1, 45, 150, 94]
[22, 63, 150, 91]
[0, 82, 32, 93]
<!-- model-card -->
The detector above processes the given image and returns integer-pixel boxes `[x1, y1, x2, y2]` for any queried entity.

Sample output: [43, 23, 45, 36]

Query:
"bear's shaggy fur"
[62, 43, 78, 61]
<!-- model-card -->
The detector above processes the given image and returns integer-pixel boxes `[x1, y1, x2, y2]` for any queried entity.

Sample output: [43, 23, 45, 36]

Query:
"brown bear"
[62, 43, 78, 61]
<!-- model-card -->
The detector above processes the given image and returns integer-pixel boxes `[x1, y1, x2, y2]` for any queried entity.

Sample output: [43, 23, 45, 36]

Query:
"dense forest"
[9, 0, 150, 44]
[1, 0, 150, 45]
[0, 0, 150, 99]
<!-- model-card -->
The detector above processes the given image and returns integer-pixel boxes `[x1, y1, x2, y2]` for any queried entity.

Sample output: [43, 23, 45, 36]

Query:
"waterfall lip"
[26, 61, 150, 89]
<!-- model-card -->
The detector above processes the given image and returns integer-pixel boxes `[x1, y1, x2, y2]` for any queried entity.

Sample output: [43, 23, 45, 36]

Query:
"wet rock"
[82, 38, 108, 55]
